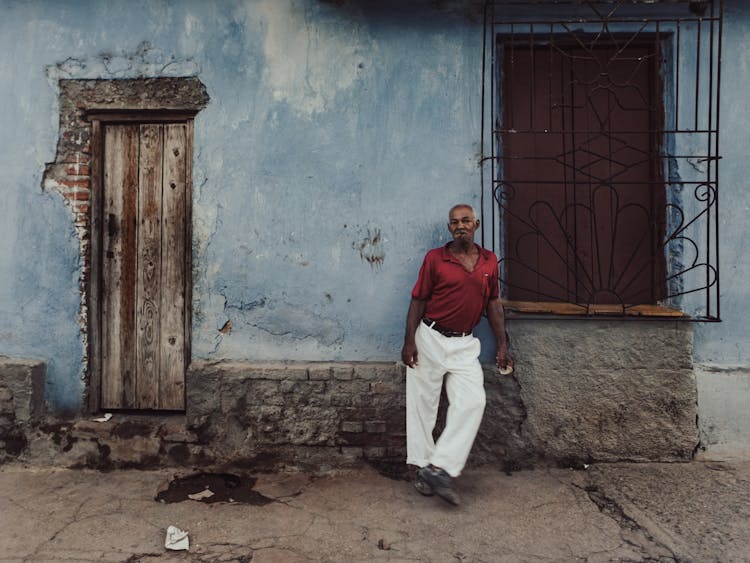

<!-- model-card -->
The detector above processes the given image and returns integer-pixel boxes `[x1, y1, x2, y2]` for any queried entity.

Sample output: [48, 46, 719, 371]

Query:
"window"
[480, 0, 722, 320]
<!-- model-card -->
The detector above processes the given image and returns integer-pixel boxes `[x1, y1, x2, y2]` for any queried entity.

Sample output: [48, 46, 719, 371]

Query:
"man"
[401, 203, 511, 506]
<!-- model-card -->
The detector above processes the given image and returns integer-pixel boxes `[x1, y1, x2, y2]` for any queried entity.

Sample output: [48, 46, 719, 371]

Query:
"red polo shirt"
[411, 243, 500, 333]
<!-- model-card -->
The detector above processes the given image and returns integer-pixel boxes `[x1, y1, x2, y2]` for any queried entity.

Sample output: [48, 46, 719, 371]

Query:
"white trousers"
[406, 322, 486, 477]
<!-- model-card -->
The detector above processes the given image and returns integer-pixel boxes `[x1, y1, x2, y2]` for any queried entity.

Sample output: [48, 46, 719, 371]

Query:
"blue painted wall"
[0, 0, 483, 412]
[0, 0, 747, 416]
[692, 1, 750, 366]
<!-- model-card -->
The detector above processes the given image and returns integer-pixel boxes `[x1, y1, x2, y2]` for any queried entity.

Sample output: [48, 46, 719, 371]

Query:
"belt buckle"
[423, 317, 468, 338]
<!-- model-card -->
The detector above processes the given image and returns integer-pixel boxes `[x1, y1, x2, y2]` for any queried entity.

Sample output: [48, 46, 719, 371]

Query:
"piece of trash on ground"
[377, 539, 391, 550]
[92, 413, 112, 422]
[187, 488, 215, 501]
[165, 525, 189, 551]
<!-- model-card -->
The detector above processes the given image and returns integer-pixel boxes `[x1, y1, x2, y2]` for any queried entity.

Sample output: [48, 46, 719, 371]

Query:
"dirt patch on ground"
[366, 459, 411, 481]
[155, 472, 274, 505]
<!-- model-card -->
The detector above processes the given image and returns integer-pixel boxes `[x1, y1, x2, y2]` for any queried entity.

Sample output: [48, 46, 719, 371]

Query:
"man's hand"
[495, 341, 513, 375]
[402, 341, 419, 368]
[487, 298, 512, 374]
[402, 299, 426, 369]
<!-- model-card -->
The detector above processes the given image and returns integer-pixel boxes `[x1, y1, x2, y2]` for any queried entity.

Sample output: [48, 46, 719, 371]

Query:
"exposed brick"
[280, 380, 326, 395]
[71, 419, 114, 439]
[329, 381, 370, 394]
[370, 381, 401, 394]
[339, 406, 378, 420]
[340, 421, 363, 433]
[353, 363, 404, 381]
[385, 445, 407, 458]
[332, 366, 354, 380]
[65, 164, 90, 175]
[0, 387, 13, 403]
[161, 431, 198, 444]
[59, 178, 91, 189]
[252, 365, 309, 381]
[339, 446, 364, 462]
[330, 394, 372, 408]
[307, 365, 332, 380]
[184, 361, 410, 470]
[365, 420, 387, 433]
[62, 189, 91, 201]
[363, 446, 387, 458]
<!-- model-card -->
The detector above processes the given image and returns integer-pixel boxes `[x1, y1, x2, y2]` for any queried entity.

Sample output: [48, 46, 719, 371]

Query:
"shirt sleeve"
[411, 252, 434, 300]
[488, 252, 500, 300]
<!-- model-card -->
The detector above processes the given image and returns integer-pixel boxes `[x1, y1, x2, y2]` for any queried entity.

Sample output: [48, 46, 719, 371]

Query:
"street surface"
[1, 461, 748, 562]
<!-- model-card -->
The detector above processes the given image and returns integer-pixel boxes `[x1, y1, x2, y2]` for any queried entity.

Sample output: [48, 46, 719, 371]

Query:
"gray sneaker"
[417, 465, 460, 506]
[414, 469, 433, 496]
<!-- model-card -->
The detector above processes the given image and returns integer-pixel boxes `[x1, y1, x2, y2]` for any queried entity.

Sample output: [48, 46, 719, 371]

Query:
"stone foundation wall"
[180, 320, 696, 471]
[185, 361, 409, 472]
[4, 320, 698, 470]
[480, 319, 698, 466]
[0, 357, 46, 462]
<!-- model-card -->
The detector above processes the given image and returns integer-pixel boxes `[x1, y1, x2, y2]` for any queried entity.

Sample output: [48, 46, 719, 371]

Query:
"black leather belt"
[422, 317, 471, 337]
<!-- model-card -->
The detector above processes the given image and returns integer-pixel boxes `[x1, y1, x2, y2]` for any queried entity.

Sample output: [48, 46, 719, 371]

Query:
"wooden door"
[100, 122, 190, 410]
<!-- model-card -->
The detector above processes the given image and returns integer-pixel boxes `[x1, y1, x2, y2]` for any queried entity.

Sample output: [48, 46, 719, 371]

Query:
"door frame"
[87, 110, 197, 413]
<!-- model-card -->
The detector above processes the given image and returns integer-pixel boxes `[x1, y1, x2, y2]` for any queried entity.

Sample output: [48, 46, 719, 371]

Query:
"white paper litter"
[165, 525, 189, 551]
[92, 413, 112, 422]
[187, 488, 215, 501]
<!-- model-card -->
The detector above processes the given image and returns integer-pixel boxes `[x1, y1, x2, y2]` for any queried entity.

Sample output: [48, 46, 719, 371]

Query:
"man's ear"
[476, 219, 480, 226]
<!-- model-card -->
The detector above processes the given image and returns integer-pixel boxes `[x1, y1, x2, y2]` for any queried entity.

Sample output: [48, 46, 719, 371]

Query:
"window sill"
[501, 300, 686, 318]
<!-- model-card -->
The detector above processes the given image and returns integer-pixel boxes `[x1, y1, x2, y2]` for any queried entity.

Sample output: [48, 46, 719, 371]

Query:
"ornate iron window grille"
[480, 0, 722, 321]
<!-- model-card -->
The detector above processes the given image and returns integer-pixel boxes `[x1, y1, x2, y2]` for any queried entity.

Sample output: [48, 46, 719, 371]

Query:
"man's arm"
[486, 298, 511, 370]
[401, 298, 427, 368]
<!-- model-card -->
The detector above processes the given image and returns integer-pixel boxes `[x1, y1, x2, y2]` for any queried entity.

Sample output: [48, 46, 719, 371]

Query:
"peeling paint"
[352, 227, 385, 268]
[256, 0, 368, 116]
[45, 41, 200, 83]
[225, 299, 345, 347]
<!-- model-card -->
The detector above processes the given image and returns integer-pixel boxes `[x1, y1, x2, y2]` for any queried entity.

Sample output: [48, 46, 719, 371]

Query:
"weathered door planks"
[102, 124, 139, 408]
[100, 121, 189, 411]
[158, 124, 187, 410]
[135, 124, 163, 409]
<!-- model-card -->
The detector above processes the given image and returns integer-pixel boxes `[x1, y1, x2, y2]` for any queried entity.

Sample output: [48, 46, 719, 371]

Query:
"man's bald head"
[449, 204, 477, 221]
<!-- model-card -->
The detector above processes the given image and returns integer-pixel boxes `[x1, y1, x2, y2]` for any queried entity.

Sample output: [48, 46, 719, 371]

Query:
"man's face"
[448, 207, 479, 243]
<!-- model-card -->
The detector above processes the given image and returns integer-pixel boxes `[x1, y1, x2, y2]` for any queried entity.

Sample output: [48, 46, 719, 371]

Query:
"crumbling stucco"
[40, 77, 208, 411]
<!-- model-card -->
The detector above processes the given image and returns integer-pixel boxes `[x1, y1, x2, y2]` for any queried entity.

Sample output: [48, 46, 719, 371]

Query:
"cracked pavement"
[1, 461, 749, 562]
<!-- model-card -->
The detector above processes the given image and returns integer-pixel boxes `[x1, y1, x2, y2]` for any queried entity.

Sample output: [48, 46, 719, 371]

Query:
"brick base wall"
[185, 361, 408, 472]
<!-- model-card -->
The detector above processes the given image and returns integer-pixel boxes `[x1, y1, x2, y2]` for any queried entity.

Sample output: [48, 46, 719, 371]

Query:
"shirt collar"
[441, 242, 486, 264]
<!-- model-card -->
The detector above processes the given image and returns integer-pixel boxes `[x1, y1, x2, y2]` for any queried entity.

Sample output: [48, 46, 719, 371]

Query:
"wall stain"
[353, 227, 385, 268]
